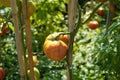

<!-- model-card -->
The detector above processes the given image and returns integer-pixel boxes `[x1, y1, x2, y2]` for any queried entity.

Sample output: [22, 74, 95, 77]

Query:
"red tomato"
[97, 7, 105, 16]
[1, 27, 8, 36]
[59, 35, 69, 45]
[88, 21, 99, 30]
[0, 67, 5, 80]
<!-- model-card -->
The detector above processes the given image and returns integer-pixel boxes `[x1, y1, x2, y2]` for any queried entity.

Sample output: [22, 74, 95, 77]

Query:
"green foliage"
[0, 0, 120, 80]
[94, 17, 120, 79]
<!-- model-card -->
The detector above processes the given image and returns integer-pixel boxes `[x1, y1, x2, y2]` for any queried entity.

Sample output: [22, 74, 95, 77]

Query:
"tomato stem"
[83, 3, 104, 24]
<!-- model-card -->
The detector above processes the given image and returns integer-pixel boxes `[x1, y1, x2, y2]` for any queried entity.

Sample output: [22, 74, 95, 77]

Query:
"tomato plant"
[43, 33, 68, 61]
[59, 34, 69, 45]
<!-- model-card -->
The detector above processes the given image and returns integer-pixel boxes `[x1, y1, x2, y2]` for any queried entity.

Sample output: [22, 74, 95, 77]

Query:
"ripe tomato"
[97, 7, 105, 16]
[43, 33, 68, 61]
[0, 67, 5, 80]
[97, 0, 107, 2]
[88, 21, 99, 30]
[0, 25, 8, 36]
[1, 27, 8, 36]
[59, 35, 69, 45]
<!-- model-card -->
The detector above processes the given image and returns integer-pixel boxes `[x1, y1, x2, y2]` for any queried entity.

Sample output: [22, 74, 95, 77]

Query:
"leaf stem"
[83, 3, 103, 24]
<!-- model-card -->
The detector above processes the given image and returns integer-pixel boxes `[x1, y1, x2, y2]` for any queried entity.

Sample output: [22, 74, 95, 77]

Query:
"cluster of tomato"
[0, 67, 5, 80]
[88, 0, 120, 30]
[43, 33, 69, 61]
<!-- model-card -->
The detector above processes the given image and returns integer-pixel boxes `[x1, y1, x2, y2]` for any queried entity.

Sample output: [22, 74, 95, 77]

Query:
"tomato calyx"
[46, 32, 70, 41]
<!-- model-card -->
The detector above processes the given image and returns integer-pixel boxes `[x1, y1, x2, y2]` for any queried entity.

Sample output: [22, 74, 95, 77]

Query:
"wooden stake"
[67, 0, 77, 80]
[22, 0, 35, 80]
[10, 0, 26, 80]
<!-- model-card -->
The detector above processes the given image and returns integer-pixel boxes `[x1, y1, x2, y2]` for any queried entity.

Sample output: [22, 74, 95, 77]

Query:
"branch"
[105, 0, 112, 34]
[67, 0, 77, 80]
[83, 3, 103, 24]
[10, 0, 26, 80]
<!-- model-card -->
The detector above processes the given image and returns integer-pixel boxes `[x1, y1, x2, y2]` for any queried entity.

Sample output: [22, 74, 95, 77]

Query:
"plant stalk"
[10, 0, 26, 80]
[22, 0, 35, 80]
[67, 0, 77, 80]
[105, 0, 112, 34]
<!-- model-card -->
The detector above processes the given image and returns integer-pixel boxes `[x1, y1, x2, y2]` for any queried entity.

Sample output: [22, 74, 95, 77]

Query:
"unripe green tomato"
[27, 67, 40, 80]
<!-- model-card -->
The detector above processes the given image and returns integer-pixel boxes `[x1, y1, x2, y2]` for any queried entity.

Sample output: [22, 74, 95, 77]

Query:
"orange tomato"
[43, 33, 68, 61]
[59, 35, 69, 45]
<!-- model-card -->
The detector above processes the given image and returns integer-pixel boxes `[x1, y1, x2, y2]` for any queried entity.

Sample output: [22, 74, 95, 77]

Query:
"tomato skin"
[43, 33, 68, 61]
[97, 7, 105, 16]
[0, 25, 8, 36]
[88, 21, 99, 30]
[0, 67, 5, 80]
[59, 35, 69, 45]
[43, 40, 68, 61]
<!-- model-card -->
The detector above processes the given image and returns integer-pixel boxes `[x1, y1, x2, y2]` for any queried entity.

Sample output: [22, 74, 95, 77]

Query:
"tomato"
[43, 33, 68, 61]
[33, 56, 38, 67]
[88, 21, 99, 30]
[0, 25, 8, 36]
[97, 0, 107, 2]
[97, 7, 105, 16]
[0, 67, 5, 80]
[26, 55, 38, 67]
[59, 35, 69, 45]
[27, 67, 40, 80]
